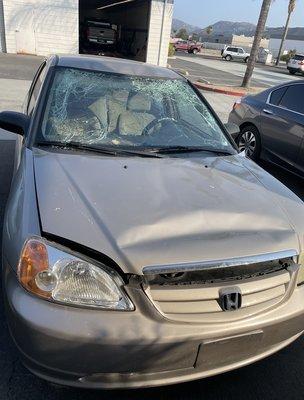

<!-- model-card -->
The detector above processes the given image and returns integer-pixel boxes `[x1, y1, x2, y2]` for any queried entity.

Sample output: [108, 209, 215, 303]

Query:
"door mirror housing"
[0, 111, 30, 136]
[224, 122, 240, 140]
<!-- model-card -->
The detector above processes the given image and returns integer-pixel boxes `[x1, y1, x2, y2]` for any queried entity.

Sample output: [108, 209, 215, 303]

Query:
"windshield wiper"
[36, 141, 163, 158]
[147, 146, 234, 156]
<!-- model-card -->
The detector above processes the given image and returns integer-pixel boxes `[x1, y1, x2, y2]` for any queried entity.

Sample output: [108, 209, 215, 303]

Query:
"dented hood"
[33, 148, 300, 275]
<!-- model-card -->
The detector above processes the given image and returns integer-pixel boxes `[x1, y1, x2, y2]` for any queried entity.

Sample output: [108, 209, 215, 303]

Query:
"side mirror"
[224, 122, 240, 140]
[0, 111, 30, 136]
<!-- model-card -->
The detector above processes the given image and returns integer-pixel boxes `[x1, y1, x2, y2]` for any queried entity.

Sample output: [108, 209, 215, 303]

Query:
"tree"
[176, 28, 189, 40]
[275, 0, 296, 65]
[206, 26, 213, 36]
[242, 0, 272, 88]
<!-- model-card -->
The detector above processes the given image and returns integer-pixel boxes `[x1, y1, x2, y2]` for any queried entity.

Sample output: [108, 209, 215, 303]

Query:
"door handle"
[263, 109, 274, 115]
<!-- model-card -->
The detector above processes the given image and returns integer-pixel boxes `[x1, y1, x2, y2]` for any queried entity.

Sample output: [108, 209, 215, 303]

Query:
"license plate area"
[196, 330, 263, 370]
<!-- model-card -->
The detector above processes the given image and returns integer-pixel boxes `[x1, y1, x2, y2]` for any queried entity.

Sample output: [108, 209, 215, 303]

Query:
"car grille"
[143, 253, 296, 323]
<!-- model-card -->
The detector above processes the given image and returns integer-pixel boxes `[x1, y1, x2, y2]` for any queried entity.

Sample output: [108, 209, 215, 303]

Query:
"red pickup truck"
[174, 41, 202, 54]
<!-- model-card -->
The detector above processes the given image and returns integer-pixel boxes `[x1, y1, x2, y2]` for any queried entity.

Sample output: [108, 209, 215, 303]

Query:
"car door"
[260, 84, 304, 172]
[227, 47, 236, 58]
[181, 41, 188, 50]
[237, 48, 244, 59]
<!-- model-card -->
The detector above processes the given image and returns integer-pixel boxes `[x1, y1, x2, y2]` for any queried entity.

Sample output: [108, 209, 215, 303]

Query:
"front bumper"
[4, 261, 304, 389]
[288, 67, 304, 73]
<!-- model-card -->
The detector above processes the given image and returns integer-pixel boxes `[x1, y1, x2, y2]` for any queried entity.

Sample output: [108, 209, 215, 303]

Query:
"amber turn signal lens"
[18, 238, 52, 299]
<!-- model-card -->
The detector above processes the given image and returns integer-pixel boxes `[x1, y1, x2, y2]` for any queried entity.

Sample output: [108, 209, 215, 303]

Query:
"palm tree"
[242, 0, 272, 88]
[206, 26, 213, 36]
[275, 0, 297, 65]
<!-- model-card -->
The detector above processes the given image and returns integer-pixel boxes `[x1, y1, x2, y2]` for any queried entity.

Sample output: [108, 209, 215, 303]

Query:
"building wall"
[200, 34, 233, 44]
[3, 0, 78, 55]
[147, 0, 173, 66]
[2, 0, 173, 67]
[232, 34, 269, 49]
[0, 0, 6, 52]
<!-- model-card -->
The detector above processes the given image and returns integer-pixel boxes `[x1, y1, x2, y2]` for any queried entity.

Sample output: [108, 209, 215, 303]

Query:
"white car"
[287, 54, 304, 76]
[221, 46, 250, 62]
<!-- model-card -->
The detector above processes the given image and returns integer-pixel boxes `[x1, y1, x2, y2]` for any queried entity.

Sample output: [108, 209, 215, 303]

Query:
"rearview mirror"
[224, 122, 240, 139]
[0, 111, 30, 136]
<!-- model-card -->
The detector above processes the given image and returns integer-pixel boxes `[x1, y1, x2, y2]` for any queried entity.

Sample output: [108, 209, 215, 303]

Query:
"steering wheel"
[142, 117, 179, 136]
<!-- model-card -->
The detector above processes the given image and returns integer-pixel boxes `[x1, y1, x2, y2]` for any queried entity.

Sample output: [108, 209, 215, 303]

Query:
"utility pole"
[242, 0, 272, 88]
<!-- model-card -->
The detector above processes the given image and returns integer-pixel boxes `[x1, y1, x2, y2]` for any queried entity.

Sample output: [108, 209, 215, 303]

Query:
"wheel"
[192, 48, 198, 55]
[236, 125, 261, 161]
[225, 55, 232, 61]
[289, 70, 296, 75]
[245, 57, 249, 63]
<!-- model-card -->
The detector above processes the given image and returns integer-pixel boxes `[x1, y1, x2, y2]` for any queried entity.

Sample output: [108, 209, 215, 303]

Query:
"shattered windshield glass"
[38, 67, 233, 153]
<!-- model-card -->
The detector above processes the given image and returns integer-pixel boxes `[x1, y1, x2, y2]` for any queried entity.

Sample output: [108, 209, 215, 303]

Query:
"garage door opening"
[79, 0, 151, 62]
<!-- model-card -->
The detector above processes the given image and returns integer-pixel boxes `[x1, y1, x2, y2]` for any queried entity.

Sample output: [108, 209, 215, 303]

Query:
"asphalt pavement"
[170, 53, 304, 88]
[1, 54, 304, 399]
[0, 53, 43, 81]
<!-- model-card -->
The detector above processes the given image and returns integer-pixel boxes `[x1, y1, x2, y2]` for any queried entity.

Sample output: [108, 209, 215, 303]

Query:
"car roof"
[273, 80, 304, 90]
[54, 54, 183, 80]
[252, 79, 304, 101]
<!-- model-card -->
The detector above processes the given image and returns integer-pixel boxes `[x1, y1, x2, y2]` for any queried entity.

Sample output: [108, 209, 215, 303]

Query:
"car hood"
[33, 148, 301, 275]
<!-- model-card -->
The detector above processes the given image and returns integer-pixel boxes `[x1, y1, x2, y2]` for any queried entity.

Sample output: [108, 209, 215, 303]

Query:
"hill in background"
[172, 18, 304, 40]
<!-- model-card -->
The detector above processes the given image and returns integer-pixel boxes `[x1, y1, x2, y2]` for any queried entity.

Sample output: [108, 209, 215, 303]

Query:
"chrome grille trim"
[143, 249, 298, 275]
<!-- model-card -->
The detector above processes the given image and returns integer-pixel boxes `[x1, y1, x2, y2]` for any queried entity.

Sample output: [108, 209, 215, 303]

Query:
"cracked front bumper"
[4, 261, 304, 389]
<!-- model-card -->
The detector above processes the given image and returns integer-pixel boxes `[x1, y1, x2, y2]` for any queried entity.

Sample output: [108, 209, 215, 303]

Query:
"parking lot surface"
[0, 55, 304, 399]
[171, 53, 303, 88]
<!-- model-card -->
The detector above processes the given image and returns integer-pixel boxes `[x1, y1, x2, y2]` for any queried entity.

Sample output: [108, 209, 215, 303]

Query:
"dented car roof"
[54, 54, 183, 79]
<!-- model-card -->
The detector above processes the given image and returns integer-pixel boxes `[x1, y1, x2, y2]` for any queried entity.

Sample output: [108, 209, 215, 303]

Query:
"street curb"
[194, 81, 246, 97]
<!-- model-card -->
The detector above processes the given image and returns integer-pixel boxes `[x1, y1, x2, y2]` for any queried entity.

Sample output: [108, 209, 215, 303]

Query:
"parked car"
[174, 40, 202, 54]
[229, 81, 304, 176]
[1, 55, 304, 390]
[221, 46, 251, 62]
[84, 19, 117, 48]
[287, 54, 304, 76]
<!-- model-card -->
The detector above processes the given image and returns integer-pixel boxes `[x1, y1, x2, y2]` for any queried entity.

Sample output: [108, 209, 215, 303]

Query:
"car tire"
[289, 70, 296, 75]
[225, 55, 232, 61]
[192, 48, 198, 55]
[245, 57, 249, 63]
[236, 125, 261, 161]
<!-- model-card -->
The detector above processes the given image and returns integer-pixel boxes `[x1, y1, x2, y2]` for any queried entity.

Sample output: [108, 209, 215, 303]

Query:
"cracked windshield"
[39, 68, 233, 153]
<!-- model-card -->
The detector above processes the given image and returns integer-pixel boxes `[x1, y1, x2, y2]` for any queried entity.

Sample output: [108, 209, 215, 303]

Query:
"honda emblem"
[219, 287, 242, 312]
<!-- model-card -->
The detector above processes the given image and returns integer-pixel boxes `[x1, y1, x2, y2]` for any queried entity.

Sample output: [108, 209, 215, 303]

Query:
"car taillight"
[233, 98, 242, 110]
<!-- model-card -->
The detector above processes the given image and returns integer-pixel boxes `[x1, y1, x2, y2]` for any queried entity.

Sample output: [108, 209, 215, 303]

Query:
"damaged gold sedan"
[1, 55, 304, 389]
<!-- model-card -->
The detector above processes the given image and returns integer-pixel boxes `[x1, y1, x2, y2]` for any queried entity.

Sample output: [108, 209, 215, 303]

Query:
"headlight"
[18, 237, 134, 310]
[297, 252, 304, 286]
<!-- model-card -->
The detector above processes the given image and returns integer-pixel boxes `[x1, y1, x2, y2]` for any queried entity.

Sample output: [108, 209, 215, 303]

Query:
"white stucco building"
[0, 0, 173, 66]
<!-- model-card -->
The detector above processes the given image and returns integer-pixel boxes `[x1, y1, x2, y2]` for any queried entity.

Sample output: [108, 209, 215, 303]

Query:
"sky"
[173, 0, 304, 28]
